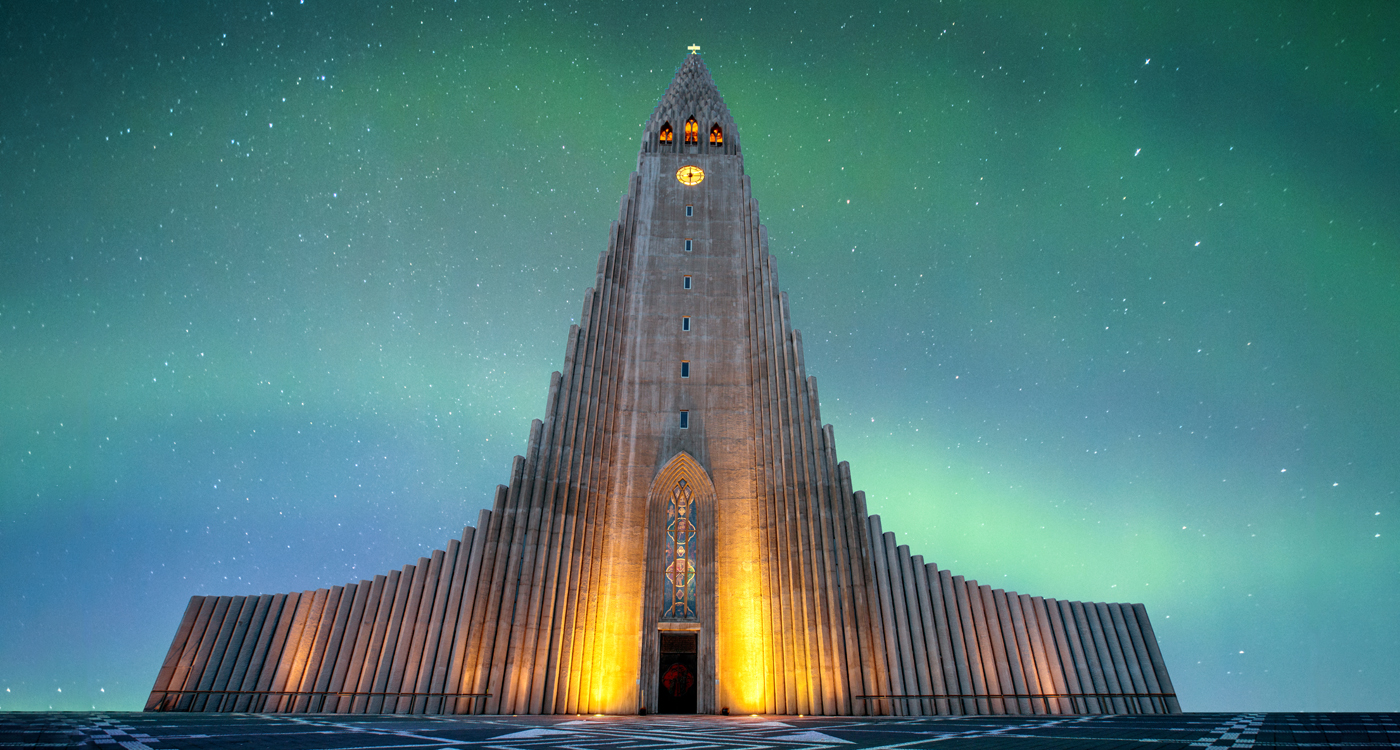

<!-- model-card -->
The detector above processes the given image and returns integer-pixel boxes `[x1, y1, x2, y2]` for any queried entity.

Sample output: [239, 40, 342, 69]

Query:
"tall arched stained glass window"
[709, 124, 723, 146]
[684, 117, 699, 144]
[662, 478, 697, 619]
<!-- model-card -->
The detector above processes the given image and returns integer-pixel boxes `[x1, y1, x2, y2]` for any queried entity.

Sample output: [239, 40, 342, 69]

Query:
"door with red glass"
[657, 632, 697, 714]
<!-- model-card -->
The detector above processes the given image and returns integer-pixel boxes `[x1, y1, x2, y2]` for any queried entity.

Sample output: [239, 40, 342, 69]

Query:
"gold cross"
[687, 44, 701, 54]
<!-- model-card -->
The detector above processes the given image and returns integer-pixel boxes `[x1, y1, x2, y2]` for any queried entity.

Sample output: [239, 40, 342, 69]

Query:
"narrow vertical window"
[680, 361, 690, 378]
[678, 410, 690, 429]
[682, 275, 692, 289]
[682, 316, 691, 331]
[686, 205, 693, 217]
[658, 122, 674, 145]
[709, 124, 723, 146]
[684, 117, 699, 144]
[684, 239, 692, 253]
[662, 477, 696, 618]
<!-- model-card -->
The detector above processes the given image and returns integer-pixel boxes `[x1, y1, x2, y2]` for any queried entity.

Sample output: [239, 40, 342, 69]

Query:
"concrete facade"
[146, 54, 1180, 716]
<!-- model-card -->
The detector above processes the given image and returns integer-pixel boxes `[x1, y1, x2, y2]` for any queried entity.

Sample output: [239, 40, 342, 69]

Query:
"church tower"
[146, 53, 1180, 717]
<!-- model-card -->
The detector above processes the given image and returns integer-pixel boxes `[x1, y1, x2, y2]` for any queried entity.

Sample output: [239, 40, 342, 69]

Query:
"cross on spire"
[687, 44, 701, 54]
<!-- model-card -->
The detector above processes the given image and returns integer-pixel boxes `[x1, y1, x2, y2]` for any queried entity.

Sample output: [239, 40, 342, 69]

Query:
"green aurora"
[1, 0, 1396, 712]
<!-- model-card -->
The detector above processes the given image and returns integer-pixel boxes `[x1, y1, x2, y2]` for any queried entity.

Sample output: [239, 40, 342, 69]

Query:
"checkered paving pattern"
[1, 711, 1396, 748]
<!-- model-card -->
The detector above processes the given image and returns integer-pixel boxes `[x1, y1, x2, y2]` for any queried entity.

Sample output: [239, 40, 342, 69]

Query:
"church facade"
[146, 54, 1179, 717]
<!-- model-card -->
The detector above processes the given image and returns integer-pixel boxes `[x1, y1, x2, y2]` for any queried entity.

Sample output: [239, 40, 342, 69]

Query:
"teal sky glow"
[1, 1, 1396, 712]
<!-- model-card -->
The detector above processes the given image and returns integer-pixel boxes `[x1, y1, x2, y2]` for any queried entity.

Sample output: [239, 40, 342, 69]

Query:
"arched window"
[658, 122, 673, 145]
[684, 117, 699, 145]
[662, 478, 697, 619]
[709, 124, 723, 146]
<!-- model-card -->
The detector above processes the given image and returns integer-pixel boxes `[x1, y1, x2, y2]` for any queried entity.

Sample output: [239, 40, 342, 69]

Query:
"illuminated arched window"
[684, 117, 699, 145]
[659, 122, 673, 145]
[709, 124, 723, 146]
[662, 478, 697, 619]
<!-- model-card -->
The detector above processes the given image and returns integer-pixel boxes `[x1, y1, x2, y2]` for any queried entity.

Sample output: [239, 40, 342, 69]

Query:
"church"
[146, 53, 1179, 717]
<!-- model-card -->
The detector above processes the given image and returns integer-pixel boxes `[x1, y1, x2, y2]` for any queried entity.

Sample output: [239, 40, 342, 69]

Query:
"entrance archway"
[638, 452, 716, 714]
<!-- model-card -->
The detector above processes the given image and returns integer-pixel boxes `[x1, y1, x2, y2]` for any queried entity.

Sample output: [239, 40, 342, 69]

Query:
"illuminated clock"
[675, 165, 705, 186]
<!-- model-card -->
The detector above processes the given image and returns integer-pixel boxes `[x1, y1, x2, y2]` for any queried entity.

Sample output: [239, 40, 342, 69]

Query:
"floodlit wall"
[146, 55, 1178, 716]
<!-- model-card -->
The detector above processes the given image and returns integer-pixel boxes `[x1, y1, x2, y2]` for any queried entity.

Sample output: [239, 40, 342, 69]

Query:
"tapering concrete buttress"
[147, 53, 1179, 716]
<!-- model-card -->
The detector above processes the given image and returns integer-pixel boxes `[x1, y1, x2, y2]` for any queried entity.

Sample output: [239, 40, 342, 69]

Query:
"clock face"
[676, 165, 705, 186]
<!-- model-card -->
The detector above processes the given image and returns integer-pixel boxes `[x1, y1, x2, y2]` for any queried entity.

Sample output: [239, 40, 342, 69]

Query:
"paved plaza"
[2, 712, 1397, 749]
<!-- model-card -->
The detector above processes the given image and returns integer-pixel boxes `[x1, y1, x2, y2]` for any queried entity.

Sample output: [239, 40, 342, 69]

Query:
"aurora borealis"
[2, 0, 1396, 713]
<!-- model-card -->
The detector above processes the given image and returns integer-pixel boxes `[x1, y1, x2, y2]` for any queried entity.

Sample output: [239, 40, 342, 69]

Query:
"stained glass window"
[709, 124, 723, 145]
[659, 122, 673, 144]
[684, 118, 699, 144]
[662, 478, 697, 619]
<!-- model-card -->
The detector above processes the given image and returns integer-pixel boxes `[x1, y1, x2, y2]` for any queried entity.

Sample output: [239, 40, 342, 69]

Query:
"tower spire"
[644, 54, 738, 155]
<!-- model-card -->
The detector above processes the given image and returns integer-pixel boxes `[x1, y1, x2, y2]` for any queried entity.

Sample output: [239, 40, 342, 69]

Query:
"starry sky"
[2, 0, 1397, 713]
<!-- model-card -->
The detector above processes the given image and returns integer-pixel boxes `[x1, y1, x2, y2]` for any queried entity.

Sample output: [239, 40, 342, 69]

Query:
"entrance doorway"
[656, 632, 697, 714]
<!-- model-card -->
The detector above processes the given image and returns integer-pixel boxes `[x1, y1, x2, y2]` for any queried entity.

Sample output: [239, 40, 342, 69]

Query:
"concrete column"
[881, 538, 920, 716]
[308, 585, 358, 712]
[413, 539, 462, 713]
[462, 465, 522, 713]
[250, 592, 301, 712]
[965, 581, 1004, 715]
[1107, 603, 1154, 714]
[505, 379, 568, 714]
[146, 597, 205, 710]
[367, 568, 415, 713]
[1131, 603, 1181, 713]
[1042, 599, 1088, 714]
[337, 577, 384, 714]
[797, 371, 846, 715]
[205, 596, 260, 711]
[235, 594, 287, 712]
[288, 588, 334, 712]
[446, 511, 492, 714]
[1023, 595, 1066, 714]
[924, 562, 957, 713]
[910, 558, 950, 715]
[268, 589, 320, 712]
[1115, 603, 1162, 713]
[1082, 601, 1128, 713]
[484, 421, 546, 714]
[395, 551, 445, 713]
[824, 428, 867, 715]
[992, 590, 1032, 715]
[897, 547, 933, 717]
[939, 570, 974, 714]
[425, 529, 474, 713]
[385, 558, 435, 713]
[867, 517, 906, 715]
[951, 577, 989, 714]
[1053, 600, 1096, 713]
[180, 596, 233, 711]
[1068, 601, 1111, 713]
[516, 382, 573, 715]
[192, 595, 247, 711]
[222, 595, 274, 712]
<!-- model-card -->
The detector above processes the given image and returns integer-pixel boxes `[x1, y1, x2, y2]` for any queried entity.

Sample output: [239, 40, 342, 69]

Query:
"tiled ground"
[1, 711, 1396, 749]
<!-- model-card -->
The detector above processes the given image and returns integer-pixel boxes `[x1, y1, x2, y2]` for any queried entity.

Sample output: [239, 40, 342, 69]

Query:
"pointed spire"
[643, 54, 739, 156]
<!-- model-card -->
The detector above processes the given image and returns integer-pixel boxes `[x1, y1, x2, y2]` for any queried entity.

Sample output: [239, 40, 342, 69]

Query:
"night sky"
[2, 1, 1396, 713]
